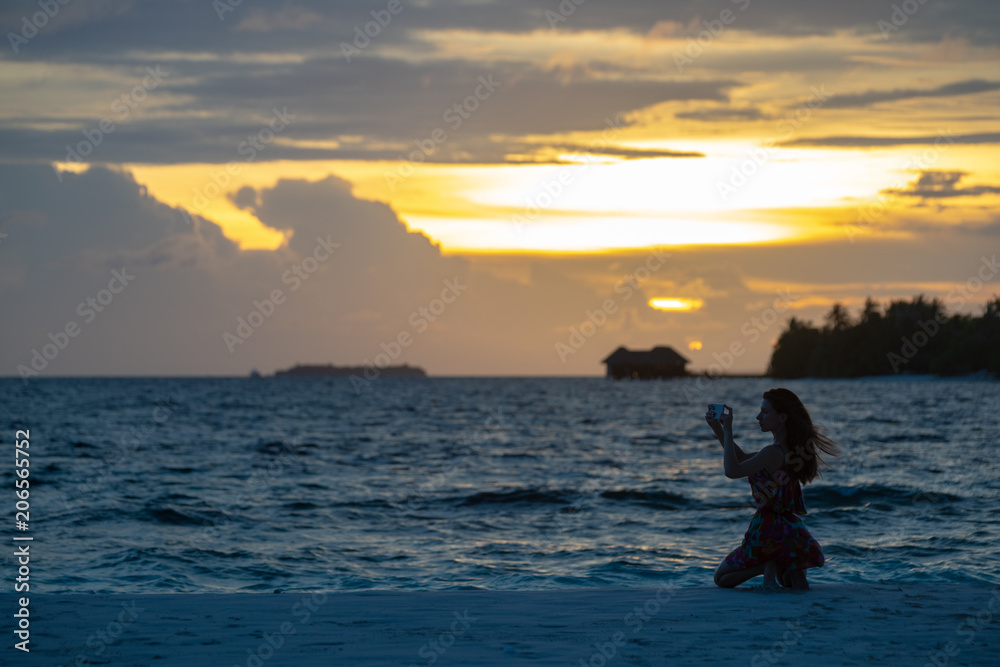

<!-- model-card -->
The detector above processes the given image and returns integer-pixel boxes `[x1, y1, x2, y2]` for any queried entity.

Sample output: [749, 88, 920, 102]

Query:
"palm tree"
[824, 303, 851, 331]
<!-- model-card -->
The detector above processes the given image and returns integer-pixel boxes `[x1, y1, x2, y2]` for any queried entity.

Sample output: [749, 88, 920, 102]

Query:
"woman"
[708, 388, 839, 590]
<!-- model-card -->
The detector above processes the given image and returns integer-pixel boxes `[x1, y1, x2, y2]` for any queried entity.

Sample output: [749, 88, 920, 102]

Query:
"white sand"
[8, 583, 998, 665]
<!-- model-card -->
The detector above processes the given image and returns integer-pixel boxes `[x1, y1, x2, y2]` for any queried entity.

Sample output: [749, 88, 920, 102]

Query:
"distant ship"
[271, 363, 427, 377]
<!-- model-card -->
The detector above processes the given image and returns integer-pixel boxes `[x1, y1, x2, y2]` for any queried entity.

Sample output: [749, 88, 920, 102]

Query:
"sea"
[2, 375, 998, 594]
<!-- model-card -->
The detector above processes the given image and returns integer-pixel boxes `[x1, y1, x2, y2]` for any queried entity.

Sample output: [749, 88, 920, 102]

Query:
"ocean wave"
[143, 499, 239, 526]
[285, 501, 320, 510]
[454, 488, 574, 506]
[256, 441, 311, 456]
[806, 483, 963, 507]
[868, 433, 947, 443]
[599, 489, 689, 509]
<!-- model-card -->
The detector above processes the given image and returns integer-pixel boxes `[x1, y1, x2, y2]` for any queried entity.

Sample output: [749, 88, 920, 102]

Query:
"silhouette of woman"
[707, 388, 840, 590]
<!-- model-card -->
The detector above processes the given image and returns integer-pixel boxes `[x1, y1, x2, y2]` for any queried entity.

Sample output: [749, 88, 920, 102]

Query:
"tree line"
[767, 295, 1000, 378]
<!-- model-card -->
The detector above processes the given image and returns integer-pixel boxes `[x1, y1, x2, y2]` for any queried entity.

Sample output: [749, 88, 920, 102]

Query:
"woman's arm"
[706, 409, 750, 463]
[720, 407, 783, 479]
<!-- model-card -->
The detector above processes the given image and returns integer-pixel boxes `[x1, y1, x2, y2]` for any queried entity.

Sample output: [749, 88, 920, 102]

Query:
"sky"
[1, 0, 998, 377]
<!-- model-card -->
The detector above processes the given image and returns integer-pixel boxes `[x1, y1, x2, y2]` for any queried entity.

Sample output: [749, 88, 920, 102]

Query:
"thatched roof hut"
[602, 346, 689, 379]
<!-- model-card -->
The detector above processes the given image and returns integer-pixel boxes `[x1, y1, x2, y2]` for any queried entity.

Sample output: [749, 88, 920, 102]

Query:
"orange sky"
[2, 3, 999, 375]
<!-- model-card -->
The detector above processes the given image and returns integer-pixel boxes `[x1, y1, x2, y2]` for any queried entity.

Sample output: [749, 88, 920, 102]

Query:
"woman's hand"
[705, 405, 723, 431]
[705, 405, 725, 446]
[705, 403, 719, 430]
[719, 405, 734, 433]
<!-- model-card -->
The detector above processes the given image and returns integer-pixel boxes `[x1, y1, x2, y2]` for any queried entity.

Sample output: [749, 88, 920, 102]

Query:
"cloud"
[674, 107, 767, 122]
[503, 143, 705, 164]
[883, 170, 1000, 199]
[822, 78, 1000, 109]
[235, 174, 453, 286]
[4, 165, 999, 378]
[0, 55, 738, 165]
[5, 0, 997, 65]
[0, 165, 232, 273]
[229, 185, 259, 210]
[233, 7, 326, 33]
[5, 2, 994, 171]
[781, 132, 1000, 148]
[0, 165, 468, 376]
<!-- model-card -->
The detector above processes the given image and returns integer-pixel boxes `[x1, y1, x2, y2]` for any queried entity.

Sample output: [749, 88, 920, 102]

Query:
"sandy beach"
[8, 582, 998, 665]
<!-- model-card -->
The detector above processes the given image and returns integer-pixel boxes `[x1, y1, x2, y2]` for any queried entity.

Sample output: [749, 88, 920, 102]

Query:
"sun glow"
[649, 298, 704, 312]
[118, 138, 943, 254]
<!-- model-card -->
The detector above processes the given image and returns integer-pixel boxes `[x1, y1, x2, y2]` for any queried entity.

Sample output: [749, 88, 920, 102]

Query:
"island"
[768, 296, 1000, 378]
[271, 363, 427, 377]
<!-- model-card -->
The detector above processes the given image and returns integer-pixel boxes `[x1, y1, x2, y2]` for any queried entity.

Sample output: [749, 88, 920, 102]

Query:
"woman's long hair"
[763, 388, 840, 485]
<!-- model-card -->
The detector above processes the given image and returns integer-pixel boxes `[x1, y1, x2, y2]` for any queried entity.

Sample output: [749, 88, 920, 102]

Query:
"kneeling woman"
[708, 388, 839, 590]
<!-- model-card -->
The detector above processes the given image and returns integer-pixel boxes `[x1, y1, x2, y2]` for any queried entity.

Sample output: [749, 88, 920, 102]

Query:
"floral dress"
[724, 466, 825, 572]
